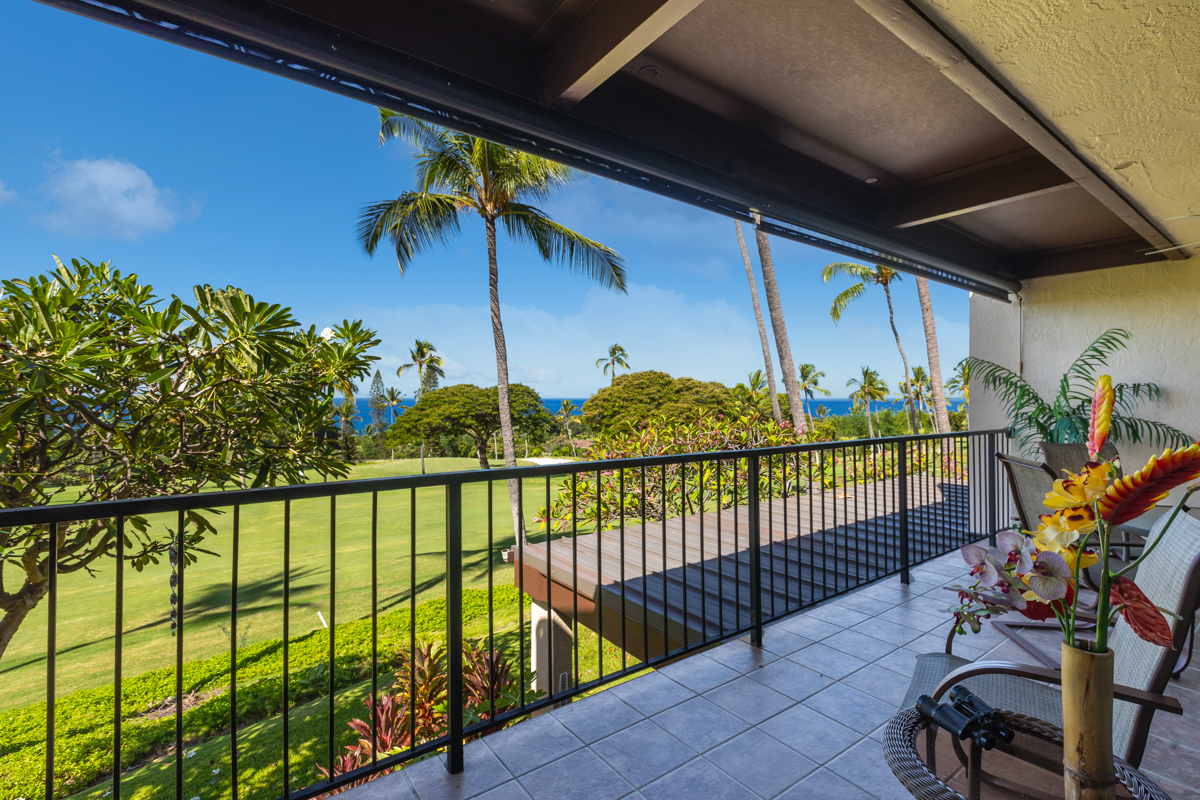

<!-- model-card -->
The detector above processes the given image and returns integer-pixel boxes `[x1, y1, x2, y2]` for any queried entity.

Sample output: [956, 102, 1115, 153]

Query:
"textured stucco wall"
[914, 0, 1200, 245]
[971, 258, 1200, 475]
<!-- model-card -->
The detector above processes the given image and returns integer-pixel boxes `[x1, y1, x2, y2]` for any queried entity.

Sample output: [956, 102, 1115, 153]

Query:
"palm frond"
[1107, 415, 1193, 449]
[827, 282, 866, 324]
[500, 204, 626, 291]
[1112, 381, 1163, 413]
[1062, 328, 1132, 402]
[966, 356, 1055, 450]
[356, 192, 462, 271]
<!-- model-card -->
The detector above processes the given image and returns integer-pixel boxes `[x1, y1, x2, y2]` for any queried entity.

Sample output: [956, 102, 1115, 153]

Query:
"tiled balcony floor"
[346, 551, 1200, 800]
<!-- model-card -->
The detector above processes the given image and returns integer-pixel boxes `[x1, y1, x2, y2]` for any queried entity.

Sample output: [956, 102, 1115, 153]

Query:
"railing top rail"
[0, 428, 1011, 526]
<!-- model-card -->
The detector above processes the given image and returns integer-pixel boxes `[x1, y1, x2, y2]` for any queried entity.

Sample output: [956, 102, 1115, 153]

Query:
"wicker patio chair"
[908, 509, 1200, 776]
[1039, 440, 1122, 479]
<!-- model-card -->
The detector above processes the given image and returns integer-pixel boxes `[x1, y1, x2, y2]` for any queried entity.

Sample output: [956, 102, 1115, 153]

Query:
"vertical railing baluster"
[619, 468, 627, 669]
[46, 522, 58, 800]
[570, 475, 578, 689]
[408, 488, 416, 751]
[175, 509, 185, 800]
[660, 465, 667, 652]
[748, 455, 762, 647]
[698, 461, 707, 639]
[370, 493, 378, 767]
[596, 468, 603, 678]
[899, 440, 910, 585]
[767, 454, 775, 619]
[283, 501, 290, 797]
[114, 517, 124, 800]
[446, 481, 465, 774]
[640, 467, 649, 662]
[488, 482, 496, 721]
[680, 464, 687, 649]
[717, 460, 725, 635]
[327, 497, 336, 784]
[987, 433, 998, 546]
[230, 508, 239, 800]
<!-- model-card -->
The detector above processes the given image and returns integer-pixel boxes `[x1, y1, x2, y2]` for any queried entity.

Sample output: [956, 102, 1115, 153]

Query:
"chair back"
[1040, 441, 1122, 479]
[1111, 510, 1200, 765]
[996, 453, 1057, 530]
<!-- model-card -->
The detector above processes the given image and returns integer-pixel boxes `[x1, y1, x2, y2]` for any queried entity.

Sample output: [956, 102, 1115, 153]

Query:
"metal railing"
[1, 428, 1013, 800]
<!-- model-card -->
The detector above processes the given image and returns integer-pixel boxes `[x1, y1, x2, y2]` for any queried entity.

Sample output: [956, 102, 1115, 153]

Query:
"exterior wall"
[970, 258, 1200, 480]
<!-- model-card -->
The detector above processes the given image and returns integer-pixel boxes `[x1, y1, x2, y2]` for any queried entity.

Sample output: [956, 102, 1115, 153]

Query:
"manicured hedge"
[0, 586, 521, 799]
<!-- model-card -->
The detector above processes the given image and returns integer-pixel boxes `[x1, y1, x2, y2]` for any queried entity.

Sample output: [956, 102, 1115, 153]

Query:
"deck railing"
[1, 428, 1013, 800]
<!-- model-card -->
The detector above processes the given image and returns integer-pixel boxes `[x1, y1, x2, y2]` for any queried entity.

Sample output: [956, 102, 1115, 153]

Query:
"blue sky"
[0, 1, 970, 400]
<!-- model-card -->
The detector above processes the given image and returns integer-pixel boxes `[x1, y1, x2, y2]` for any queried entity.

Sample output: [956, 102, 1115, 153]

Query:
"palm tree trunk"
[486, 219, 525, 540]
[751, 214, 806, 434]
[916, 277, 952, 433]
[736, 220, 782, 426]
[864, 398, 875, 439]
[882, 284, 916, 435]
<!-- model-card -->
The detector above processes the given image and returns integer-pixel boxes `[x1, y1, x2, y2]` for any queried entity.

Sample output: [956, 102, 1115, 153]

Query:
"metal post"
[987, 433, 998, 546]
[898, 442, 910, 585]
[748, 455, 763, 647]
[445, 481, 465, 775]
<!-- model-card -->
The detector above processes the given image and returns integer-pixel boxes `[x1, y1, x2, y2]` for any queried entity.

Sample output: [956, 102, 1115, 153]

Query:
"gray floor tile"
[552, 690, 644, 744]
[518, 747, 633, 800]
[758, 626, 813, 656]
[803, 604, 871, 628]
[868, 723, 887, 743]
[827, 739, 911, 800]
[476, 781, 533, 800]
[342, 770, 418, 800]
[776, 614, 844, 641]
[641, 758, 757, 800]
[657, 653, 740, 693]
[821, 629, 897, 661]
[747, 658, 832, 701]
[786, 642, 868, 679]
[484, 712, 583, 777]
[758, 704, 862, 764]
[849, 618, 922, 647]
[775, 768, 877, 800]
[804, 683, 899, 734]
[875, 605, 948, 633]
[705, 675, 797, 725]
[840, 664, 911, 707]
[610, 671, 696, 716]
[653, 695, 749, 752]
[407, 739, 511, 800]
[832, 594, 891, 616]
[591, 720, 695, 787]
[873, 647, 918, 678]
[707, 728, 817, 799]
[705, 639, 782, 673]
[905, 631, 983, 659]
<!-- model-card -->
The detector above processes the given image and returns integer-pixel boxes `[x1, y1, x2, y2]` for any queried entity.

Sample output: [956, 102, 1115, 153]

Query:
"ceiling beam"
[850, 0, 1184, 260]
[541, 0, 706, 110]
[880, 153, 1073, 229]
[1012, 236, 1169, 279]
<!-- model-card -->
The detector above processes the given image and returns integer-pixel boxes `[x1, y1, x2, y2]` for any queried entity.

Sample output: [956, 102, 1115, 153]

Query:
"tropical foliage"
[580, 370, 735, 433]
[945, 358, 969, 409]
[967, 329, 1191, 450]
[846, 366, 889, 438]
[796, 364, 830, 430]
[395, 339, 445, 398]
[596, 343, 630, 384]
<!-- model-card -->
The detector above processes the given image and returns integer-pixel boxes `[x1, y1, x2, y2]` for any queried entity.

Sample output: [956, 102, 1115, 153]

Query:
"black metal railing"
[1, 429, 1013, 800]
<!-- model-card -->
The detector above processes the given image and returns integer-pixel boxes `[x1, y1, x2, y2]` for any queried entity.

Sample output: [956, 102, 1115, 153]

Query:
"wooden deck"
[515, 476, 983, 661]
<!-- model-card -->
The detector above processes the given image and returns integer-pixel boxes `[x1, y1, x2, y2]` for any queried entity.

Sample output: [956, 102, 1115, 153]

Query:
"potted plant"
[948, 375, 1200, 799]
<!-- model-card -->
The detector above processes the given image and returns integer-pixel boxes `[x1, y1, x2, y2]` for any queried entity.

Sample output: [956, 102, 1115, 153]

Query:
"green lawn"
[2, 458, 577, 707]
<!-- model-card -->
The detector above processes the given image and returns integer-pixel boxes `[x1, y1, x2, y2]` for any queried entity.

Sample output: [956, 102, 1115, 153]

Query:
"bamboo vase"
[1061, 641, 1116, 800]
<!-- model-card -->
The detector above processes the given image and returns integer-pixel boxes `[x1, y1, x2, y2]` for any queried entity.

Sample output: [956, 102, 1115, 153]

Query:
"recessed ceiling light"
[638, 65, 660, 80]
[864, 177, 879, 184]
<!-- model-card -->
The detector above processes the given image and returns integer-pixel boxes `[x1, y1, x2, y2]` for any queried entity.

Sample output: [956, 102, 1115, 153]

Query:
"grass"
[2, 458, 579, 708]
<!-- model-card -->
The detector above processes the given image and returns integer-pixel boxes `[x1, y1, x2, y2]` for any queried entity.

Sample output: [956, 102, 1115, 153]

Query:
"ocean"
[345, 395, 961, 433]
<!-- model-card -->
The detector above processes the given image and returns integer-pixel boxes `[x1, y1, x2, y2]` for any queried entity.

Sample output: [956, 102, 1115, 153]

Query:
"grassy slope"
[2, 458, 579, 706]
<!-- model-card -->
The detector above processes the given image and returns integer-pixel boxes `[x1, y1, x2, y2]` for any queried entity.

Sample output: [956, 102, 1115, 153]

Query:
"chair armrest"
[931, 660, 1183, 715]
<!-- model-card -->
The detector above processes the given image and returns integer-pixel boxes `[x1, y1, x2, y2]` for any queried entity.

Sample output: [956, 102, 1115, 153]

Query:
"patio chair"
[1039, 440, 1122, 479]
[909, 509, 1200, 773]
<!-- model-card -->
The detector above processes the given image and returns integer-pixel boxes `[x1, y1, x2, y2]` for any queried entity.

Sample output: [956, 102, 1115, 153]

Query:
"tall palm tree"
[907, 365, 935, 432]
[396, 339, 446, 398]
[383, 387, 405, 460]
[821, 262, 916, 434]
[945, 358, 970, 410]
[736, 220, 782, 425]
[358, 112, 625, 537]
[916, 277, 952, 433]
[596, 344, 630, 385]
[847, 366, 888, 439]
[751, 213, 807, 433]
[557, 399, 579, 456]
[796, 364, 830, 432]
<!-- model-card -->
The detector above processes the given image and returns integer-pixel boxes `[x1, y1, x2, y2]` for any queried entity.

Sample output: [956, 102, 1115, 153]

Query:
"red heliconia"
[1097, 444, 1200, 526]
[1110, 576, 1173, 648]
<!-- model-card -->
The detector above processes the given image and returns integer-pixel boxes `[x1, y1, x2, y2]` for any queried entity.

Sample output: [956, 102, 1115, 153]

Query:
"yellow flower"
[1088, 375, 1115, 459]
[1034, 538, 1099, 571]
[1043, 461, 1112, 509]
[1032, 506, 1098, 552]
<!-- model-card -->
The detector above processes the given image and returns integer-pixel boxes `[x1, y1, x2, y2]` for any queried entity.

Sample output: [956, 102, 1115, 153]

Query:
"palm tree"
[821, 263, 917, 435]
[358, 112, 625, 537]
[557, 399, 579, 456]
[796, 364, 830, 432]
[396, 339, 446, 398]
[596, 344, 630, 385]
[751, 214, 807, 433]
[847, 366, 888, 439]
[945, 358, 970, 410]
[736, 220, 782, 425]
[383, 387, 405, 460]
[916, 277, 952, 433]
[907, 365, 935, 432]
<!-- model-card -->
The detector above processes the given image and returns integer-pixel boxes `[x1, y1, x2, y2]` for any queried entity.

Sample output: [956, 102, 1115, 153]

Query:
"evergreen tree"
[368, 369, 388, 435]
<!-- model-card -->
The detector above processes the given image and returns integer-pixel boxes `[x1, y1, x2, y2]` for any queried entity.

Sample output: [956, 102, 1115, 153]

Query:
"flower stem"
[1095, 519, 1111, 653]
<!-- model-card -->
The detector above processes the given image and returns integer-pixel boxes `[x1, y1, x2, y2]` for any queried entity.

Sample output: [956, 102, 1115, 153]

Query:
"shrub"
[580, 371, 735, 434]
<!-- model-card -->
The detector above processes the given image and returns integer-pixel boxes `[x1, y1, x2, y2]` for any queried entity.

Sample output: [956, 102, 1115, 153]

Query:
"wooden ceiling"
[39, 0, 1183, 299]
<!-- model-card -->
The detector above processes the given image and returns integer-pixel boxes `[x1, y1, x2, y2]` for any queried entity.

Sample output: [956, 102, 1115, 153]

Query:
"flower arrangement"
[948, 375, 1200, 653]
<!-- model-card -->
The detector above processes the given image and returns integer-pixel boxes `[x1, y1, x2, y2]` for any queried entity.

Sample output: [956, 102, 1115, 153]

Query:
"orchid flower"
[1024, 550, 1071, 603]
[960, 543, 1006, 587]
[1043, 461, 1111, 509]
[996, 529, 1035, 574]
[1032, 506, 1098, 552]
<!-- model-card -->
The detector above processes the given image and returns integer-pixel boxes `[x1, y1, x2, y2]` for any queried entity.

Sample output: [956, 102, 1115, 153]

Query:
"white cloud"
[0, 180, 17, 206]
[38, 157, 197, 241]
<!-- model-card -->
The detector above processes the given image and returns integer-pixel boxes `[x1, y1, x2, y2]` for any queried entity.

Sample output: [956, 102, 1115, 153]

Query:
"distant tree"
[368, 370, 388, 437]
[581, 371, 735, 433]
[915, 277, 952, 433]
[735, 220, 782, 424]
[388, 383, 552, 470]
[0, 258, 378, 661]
[557, 400, 579, 456]
[815, 404, 831, 418]
[596, 344, 630, 385]
[945, 358, 970, 410]
[732, 370, 774, 418]
[846, 366, 888, 439]
[396, 339, 446, 398]
[796, 364, 830, 432]
[383, 387, 405, 425]
[749, 214, 807, 433]
[337, 396, 362, 461]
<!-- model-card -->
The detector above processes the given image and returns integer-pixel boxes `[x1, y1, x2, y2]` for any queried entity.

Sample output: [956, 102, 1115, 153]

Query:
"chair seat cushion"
[902, 653, 1063, 728]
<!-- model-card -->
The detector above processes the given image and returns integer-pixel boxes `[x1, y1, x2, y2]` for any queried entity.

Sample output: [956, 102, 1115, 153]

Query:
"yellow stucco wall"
[914, 0, 1200, 247]
[970, 257, 1200, 477]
